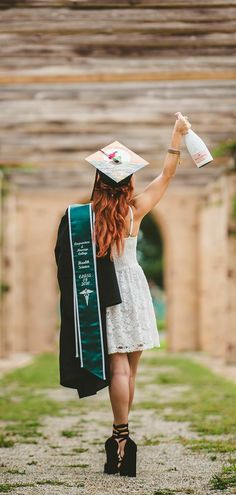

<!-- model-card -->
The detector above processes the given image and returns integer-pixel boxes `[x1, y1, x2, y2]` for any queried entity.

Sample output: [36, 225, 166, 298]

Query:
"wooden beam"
[0, 70, 236, 84]
[1, 1, 236, 8]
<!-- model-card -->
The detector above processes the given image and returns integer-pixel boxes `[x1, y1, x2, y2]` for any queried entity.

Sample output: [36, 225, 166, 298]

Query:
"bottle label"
[192, 151, 209, 164]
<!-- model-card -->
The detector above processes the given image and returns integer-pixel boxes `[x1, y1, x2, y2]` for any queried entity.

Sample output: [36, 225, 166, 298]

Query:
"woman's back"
[111, 205, 139, 269]
[106, 203, 160, 354]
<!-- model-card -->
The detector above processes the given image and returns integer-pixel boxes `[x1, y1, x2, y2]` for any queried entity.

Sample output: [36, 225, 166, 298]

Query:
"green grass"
[36, 480, 70, 486]
[1, 349, 236, 492]
[138, 354, 236, 438]
[5, 468, 26, 475]
[61, 429, 79, 438]
[0, 435, 14, 448]
[153, 490, 194, 495]
[138, 353, 236, 490]
[154, 491, 175, 495]
[141, 435, 161, 446]
[0, 483, 35, 493]
[0, 393, 63, 446]
[72, 447, 88, 453]
[209, 459, 236, 490]
[0, 353, 67, 446]
[176, 436, 236, 453]
[64, 463, 89, 468]
[154, 370, 183, 384]
[159, 335, 166, 350]
[0, 352, 59, 389]
[0, 393, 62, 422]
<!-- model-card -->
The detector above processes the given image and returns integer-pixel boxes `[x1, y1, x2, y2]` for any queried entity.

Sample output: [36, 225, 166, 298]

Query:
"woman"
[54, 113, 191, 476]
[89, 113, 191, 476]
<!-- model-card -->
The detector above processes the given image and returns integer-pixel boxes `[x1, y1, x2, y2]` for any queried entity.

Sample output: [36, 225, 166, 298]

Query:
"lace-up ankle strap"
[112, 423, 129, 442]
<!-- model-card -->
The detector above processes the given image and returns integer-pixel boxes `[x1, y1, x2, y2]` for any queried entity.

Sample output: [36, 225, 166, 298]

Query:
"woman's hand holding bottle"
[173, 112, 192, 136]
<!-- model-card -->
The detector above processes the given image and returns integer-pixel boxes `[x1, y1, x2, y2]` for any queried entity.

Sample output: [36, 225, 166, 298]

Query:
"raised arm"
[133, 114, 191, 218]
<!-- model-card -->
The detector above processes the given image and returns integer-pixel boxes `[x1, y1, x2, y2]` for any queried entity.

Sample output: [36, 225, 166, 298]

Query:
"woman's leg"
[127, 350, 143, 412]
[108, 352, 130, 424]
[108, 350, 143, 461]
[108, 352, 130, 459]
[108, 350, 143, 420]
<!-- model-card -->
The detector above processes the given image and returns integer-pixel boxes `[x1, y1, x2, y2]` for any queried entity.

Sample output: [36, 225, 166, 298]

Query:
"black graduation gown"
[54, 208, 122, 399]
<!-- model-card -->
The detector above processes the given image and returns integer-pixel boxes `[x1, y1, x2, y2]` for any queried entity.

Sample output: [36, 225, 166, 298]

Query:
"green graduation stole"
[68, 203, 106, 381]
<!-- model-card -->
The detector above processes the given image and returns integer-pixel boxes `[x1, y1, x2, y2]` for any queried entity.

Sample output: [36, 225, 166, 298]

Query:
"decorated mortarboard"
[85, 140, 149, 186]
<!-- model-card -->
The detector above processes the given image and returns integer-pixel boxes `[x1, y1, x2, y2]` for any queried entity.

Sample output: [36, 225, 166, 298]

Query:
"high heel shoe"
[113, 423, 137, 477]
[104, 426, 120, 474]
[104, 423, 129, 475]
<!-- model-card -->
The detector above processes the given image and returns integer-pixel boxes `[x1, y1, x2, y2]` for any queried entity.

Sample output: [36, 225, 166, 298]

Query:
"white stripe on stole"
[89, 203, 106, 380]
[68, 205, 84, 366]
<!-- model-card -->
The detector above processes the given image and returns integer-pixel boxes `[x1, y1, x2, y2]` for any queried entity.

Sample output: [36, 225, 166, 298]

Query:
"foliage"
[0, 282, 10, 296]
[212, 139, 236, 171]
[137, 212, 164, 288]
[232, 195, 236, 219]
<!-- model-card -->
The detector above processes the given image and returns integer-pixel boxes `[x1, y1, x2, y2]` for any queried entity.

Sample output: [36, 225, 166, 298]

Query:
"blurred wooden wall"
[0, 0, 235, 172]
[0, 1, 236, 363]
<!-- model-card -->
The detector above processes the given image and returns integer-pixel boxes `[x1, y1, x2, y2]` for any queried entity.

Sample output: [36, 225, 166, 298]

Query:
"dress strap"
[128, 205, 134, 237]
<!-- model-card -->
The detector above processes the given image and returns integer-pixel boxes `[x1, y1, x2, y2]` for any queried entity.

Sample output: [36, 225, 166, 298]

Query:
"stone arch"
[152, 192, 200, 353]
[1, 169, 236, 365]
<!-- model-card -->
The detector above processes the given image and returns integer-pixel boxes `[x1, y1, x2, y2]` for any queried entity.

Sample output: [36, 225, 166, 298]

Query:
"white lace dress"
[106, 205, 161, 354]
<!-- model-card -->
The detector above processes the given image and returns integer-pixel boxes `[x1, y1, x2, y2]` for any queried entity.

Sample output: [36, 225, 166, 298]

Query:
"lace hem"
[107, 342, 161, 354]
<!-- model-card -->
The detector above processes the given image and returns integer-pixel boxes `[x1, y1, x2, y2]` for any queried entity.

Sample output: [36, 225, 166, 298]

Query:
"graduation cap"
[85, 140, 149, 197]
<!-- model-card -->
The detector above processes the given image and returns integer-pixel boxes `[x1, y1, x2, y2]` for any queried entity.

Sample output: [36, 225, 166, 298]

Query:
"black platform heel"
[113, 423, 137, 477]
[104, 425, 120, 474]
[104, 423, 129, 475]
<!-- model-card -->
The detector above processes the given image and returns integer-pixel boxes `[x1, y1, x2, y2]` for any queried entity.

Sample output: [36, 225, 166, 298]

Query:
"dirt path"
[0, 350, 234, 495]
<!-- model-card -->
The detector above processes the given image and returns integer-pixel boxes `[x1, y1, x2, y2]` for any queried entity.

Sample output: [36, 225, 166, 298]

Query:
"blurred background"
[0, 6, 236, 490]
[0, 0, 236, 366]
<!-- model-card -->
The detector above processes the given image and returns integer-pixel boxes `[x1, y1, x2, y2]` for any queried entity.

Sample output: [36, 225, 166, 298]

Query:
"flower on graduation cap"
[108, 150, 122, 164]
[85, 140, 149, 185]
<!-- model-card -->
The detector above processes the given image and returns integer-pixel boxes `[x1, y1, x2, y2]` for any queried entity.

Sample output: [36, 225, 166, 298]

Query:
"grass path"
[0, 350, 235, 494]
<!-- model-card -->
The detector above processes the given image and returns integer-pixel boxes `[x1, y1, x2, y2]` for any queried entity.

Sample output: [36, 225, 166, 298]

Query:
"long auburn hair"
[92, 173, 135, 259]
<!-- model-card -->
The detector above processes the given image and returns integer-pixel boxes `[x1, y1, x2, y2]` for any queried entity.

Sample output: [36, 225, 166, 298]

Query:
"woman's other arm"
[133, 114, 191, 218]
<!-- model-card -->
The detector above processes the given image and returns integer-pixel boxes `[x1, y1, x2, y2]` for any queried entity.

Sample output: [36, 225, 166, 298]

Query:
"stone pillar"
[1, 181, 21, 356]
[1, 184, 88, 357]
[154, 187, 200, 352]
[198, 176, 228, 358]
[0, 171, 4, 356]
[225, 171, 236, 363]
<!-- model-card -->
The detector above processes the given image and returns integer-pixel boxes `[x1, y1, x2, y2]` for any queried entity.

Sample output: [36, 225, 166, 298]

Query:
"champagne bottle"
[175, 112, 213, 168]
